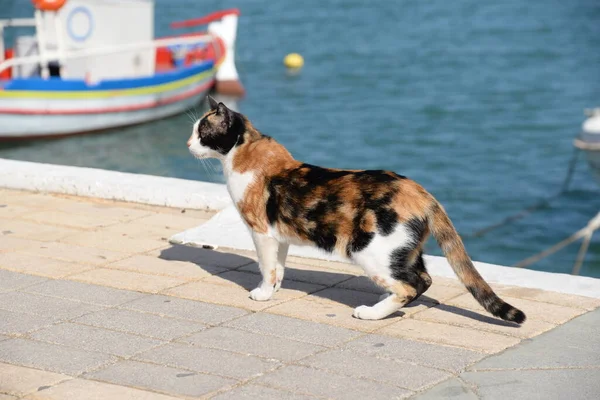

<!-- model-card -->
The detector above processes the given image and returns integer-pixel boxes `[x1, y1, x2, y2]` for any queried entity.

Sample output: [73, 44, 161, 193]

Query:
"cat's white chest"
[226, 170, 255, 204]
[223, 150, 256, 205]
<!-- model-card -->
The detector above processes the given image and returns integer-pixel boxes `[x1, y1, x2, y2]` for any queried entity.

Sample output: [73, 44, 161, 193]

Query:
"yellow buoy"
[284, 53, 304, 69]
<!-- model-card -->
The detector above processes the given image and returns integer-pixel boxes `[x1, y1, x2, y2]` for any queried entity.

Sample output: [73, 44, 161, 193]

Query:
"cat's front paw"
[353, 305, 380, 320]
[249, 287, 273, 301]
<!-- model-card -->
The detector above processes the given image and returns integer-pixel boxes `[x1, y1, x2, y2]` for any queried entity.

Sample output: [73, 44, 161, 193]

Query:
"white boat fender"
[582, 109, 600, 135]
[209, 14, 245, 97]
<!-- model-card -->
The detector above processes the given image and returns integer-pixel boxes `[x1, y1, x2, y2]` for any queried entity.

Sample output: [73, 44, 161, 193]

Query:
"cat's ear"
[217, 102, 230, 117]
[207, 95, 219, 110]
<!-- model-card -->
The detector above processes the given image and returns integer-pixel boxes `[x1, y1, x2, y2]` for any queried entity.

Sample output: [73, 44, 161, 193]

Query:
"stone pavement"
[415, 307, 600, 399]
[0, 188, 599, 399]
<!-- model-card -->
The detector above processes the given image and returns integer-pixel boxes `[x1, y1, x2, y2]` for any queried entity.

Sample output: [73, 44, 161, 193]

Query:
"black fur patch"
[198, 106, 246, 155]
[406, 217, 428, 241]
[375, 207, 397, 236]
[390, 248, 429, 298]
[348, 213, 375, 255]
[265, 164, 406, 254]
[466, 285, 526, 324]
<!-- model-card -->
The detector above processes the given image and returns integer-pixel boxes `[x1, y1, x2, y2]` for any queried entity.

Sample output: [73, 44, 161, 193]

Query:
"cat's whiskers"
[198, 158, 215, 182]
[185, 107, 198, 124]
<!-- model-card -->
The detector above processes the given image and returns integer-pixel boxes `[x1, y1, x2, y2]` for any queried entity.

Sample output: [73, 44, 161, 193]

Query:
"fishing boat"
[574, 108, 600, 185]
[0, 0, 245, 139]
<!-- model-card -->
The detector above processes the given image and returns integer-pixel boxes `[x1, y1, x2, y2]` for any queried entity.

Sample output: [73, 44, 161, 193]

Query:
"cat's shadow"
[159, 245, 520, 328]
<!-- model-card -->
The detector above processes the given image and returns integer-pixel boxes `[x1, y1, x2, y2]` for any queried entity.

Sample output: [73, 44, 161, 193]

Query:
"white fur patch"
[222, 147, 255, 205]
[352, 224, 414, 279]
[188, 120, 222, 160]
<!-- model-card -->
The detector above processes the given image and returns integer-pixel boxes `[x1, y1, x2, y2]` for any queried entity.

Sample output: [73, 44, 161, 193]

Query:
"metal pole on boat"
[33, 9, 49, 78]
[0, 24, 5, 65]
[53, 12, 65, 77]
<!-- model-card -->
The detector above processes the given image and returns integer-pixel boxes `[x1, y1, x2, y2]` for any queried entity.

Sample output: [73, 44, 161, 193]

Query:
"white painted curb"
[0, 158, 232, 211]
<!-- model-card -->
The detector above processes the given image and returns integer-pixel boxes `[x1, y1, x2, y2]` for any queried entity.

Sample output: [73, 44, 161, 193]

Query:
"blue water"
[1, 0, 599, 277]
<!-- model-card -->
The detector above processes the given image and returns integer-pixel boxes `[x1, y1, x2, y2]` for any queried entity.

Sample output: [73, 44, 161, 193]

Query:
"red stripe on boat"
[170, 9, 240, 29]
[0, 79, 214, 115]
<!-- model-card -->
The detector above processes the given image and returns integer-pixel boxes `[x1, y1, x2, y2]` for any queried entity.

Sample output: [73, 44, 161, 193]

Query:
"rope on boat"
[511, 211, 600, 275]
[466, 147, 581, 238]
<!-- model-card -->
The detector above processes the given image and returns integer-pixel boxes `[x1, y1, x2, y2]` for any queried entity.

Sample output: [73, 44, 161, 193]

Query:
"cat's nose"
[186, 138, 193, 147]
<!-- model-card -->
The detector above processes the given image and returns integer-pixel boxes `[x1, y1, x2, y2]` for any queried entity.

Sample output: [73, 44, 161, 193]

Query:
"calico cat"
[187, 96, 526, 323]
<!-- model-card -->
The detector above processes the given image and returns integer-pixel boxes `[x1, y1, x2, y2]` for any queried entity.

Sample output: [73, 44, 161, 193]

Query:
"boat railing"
[0, 34, 218, 80]
[0, 18, 37, 65]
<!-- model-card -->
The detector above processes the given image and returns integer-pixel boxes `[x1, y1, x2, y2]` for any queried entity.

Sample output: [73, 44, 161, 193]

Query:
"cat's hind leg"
[354, 251, 432, 319]
[274, 243, 289, 292]
[249, 232, 279, 301]
[353, 275, 418, 320]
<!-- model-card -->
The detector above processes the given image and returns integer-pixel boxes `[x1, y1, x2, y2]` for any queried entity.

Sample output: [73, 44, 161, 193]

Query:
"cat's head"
[187, 96, 245, 159]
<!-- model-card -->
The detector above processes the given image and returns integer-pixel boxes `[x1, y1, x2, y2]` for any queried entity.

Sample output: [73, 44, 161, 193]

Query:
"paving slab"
[0, 220, 79, 242]
[496, 286, 600, 311]
[133, 213, 204, 231]
[0, 362, 70, 397]
[20, 378, 181, 400]
[0, 292, 103, 320]
[412, 304, 555, 339]
[165, 278, 324, 312]
[53, 202, 153, 221]
[179, 326, 326, 362]
[60, 231, 165, 254]
[0, 253, 91, 278]
[412, 377, 478, 400]
[379, 319, 520, 353]
[21, 210, 123, 230]
[67, 268, 187, 293]
[0, 310, 57, 335]
[0, 236, 36, 252]
[0, 204, 35, 219]
[255, 365, 413, 400]
[0, 339, 116, 375]
[134, 343, 280, 380]
[264, 288, 407, 332]
[30, 323, 164, 357]
[448, 293, 586, 325]
[21, 242, 127, 266]
[471, 307, 600, 370]
[152, 245, 255, 268]
[239, 261, 356, 287]
[106, 254, 226, 279]
[74, 308, 206, 340]
[121, 294, 248, 325]
[460, 369, 600, 400]
[23, 279, 147, 307]
[99, 223, 181, 242]
[0, 270, 47, 292]
[298, 348, 450, 391]
[87, 360, 236, 398]
[0, 192, 77, 210]
[211, 384, 317, 400]
[342, 334, 485, 372]
[223, 312, 362, 347]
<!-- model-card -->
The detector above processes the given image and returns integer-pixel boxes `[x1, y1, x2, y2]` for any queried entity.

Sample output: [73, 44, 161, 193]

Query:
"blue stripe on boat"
[4, 60, 214, 91]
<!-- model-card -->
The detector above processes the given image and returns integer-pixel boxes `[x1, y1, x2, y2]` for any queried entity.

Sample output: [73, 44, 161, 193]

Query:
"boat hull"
[583, 149, 600, 184]
[0, 92, 208, 139]
[0, 62, 215, 138]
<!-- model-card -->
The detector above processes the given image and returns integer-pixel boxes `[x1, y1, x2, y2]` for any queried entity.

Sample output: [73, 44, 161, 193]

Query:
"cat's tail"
[427, 201, 526, 324]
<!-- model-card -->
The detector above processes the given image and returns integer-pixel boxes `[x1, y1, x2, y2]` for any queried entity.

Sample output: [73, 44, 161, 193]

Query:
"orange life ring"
[31, 0, 67, 12]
